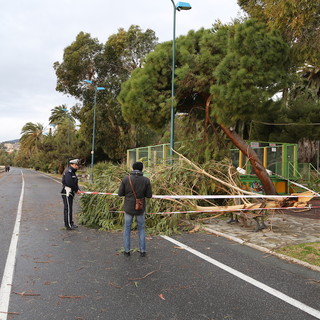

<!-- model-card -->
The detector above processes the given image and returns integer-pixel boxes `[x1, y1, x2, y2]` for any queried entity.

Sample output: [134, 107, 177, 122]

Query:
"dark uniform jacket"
[61, 167, 79, 194]
[118, 170, 152, 215]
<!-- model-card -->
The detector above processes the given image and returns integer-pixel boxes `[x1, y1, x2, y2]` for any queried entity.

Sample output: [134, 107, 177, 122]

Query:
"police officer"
[61, 159, 80, 230]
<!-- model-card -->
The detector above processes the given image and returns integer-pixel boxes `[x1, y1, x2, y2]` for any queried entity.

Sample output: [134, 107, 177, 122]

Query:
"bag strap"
[128, 175, 137, 200]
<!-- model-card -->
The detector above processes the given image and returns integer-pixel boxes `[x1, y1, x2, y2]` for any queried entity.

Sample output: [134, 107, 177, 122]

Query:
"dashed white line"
[161, 235, 320, 319]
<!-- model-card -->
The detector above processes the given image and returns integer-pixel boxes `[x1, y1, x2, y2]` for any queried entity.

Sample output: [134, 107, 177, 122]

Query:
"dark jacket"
[118, 170, 152, 215]
[61, 167, 79, 194]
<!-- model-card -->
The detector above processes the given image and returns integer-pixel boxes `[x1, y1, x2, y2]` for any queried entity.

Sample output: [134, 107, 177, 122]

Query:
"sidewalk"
[204, 213, 320, 248]
[203, 209, 320, 271]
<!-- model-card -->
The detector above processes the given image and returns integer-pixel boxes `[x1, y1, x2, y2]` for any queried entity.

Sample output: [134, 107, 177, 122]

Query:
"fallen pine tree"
[78, 153, 317, 234]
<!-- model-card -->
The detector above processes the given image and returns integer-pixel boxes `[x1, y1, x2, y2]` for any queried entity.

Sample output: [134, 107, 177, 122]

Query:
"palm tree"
[49, 105, 75, 126]
[49, 105, 76, 147]
[20, 122, 44, 157]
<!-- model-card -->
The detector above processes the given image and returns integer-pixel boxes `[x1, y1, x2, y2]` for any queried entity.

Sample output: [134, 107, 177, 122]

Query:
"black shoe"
[124, 251, 130, 256]
[71, 224, 78, 228]
[140, 252, 146, 257]
[66, 226, 77, 230]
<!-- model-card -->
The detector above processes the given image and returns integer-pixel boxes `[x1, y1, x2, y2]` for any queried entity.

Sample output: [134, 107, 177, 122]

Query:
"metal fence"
[127, 143, 173, 169]
[127, 141, 299, 178]
[230, 141, 298, 180]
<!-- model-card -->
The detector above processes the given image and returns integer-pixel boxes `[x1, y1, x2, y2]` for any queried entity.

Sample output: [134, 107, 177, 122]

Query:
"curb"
[203, 226, 320, 273]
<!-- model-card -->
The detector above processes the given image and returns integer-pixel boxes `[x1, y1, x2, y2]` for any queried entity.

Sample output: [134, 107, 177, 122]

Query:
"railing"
[127, 141, 302, 181]
[127, 142, 181, 168]
[230, 142, 298, 180]
[296, 162, 320, 183]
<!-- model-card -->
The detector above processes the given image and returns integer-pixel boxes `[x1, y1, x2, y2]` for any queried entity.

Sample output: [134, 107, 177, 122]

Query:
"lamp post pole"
[91, 89, 97, 174]
[170, 0, 176, 161]
[84, 80, 105, 182]
[169, 1, 191, 161]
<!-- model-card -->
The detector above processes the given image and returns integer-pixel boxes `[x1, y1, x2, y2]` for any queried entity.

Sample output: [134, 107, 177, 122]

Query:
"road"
[0, 168, 320, 320]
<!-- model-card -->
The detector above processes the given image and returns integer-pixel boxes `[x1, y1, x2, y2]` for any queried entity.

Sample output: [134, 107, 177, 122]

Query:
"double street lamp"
[169, 1, 192, 159]
[84, 80, 105, 182]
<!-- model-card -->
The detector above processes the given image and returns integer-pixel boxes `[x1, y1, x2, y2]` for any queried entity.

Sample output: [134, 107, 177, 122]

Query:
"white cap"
[69, 159, 80, 165]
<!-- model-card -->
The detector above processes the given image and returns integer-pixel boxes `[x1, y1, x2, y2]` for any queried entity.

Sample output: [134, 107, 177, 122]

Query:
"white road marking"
[0, 171, 25, 320]
[35, 171, 61, 184]
[161, 235, 320, 319]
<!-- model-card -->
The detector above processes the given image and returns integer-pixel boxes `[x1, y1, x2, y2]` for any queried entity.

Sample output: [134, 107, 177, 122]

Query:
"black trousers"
[61, 193, 74, 229]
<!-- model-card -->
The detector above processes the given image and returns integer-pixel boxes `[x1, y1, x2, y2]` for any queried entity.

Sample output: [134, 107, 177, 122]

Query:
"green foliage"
[54, 32, 103, 99]
[211, 19, 290, 126]
[15, 106, 84, 172]
[106, 25, 158, 72]
[272, 95, 320, 142]
[49, 105, 75, 126]
[238, 0, 320, 65]
[79, 162, 127, 228]
[0, 148, 14, 166]
[118, 41, 173, 130]
[249, 76, 320, 146]
[118, 27, 233, 160]
[78, 159, 240, 234]
[54, 26, 158, 162]
[118, 27, 225, 130]
[20, 122, 44, 155]
[175, 114, 232, 163]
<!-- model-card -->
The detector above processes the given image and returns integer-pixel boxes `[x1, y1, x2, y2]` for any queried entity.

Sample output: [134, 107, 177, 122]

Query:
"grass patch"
[276, 242, 320, 267]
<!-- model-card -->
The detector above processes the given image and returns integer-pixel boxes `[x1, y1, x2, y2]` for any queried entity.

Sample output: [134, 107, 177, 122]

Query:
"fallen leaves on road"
[128, 269, 158, 281]
[108, 281, 122, 289]
[188, 225, 201, 233]
[173, 246, 185, 250]
[58, 295, 83, 299]
[13, 291, 40, 297]
[44, 281, 57, 285]
[0, 311, 20, 315]
[159, 294, 166, 300]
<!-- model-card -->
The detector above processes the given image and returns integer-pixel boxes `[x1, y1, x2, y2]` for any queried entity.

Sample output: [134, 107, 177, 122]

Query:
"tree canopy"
[119, 20, 290, 131]
[118, 19, 292, 194]
[238, 0, 320, 66]
[211, 19, 290, 126]
[118, 27, 226, 130]
[54, 25, 158, 162]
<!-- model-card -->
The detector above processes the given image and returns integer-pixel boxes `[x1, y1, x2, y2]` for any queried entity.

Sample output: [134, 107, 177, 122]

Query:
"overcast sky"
[0, 0, 243, 142]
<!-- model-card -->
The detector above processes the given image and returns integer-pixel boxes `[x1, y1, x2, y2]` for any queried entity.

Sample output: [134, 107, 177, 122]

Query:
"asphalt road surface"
[0, 168, 320, 320]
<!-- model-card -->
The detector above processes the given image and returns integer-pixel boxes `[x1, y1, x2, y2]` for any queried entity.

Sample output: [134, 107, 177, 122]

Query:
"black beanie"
[132, 161, 143, 171]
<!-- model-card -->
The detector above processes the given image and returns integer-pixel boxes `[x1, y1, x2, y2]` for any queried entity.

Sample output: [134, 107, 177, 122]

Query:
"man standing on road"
[118, 162, 152, 257]
[61, 159, 81, 230]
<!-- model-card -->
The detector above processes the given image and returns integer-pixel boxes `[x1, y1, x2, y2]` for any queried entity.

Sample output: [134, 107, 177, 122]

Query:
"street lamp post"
[62, 106, 71, 147]
[169, 1, 192, 160]
[84, 80, 105, 182]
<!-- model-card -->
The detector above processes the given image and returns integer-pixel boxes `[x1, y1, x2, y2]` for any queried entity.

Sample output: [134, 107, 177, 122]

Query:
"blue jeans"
[124, 212, 146, 253]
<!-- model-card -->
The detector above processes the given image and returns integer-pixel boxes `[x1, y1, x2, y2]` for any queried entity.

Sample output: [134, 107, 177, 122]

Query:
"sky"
[0, 0, 243, 142]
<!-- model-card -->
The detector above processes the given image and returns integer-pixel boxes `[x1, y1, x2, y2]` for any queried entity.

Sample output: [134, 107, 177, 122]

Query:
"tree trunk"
[298, 138, 317, 163]
[219, 124, 277, 195]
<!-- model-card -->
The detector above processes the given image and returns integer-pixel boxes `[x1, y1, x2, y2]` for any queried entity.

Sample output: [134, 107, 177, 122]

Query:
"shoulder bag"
[128, 176, 144, 211]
